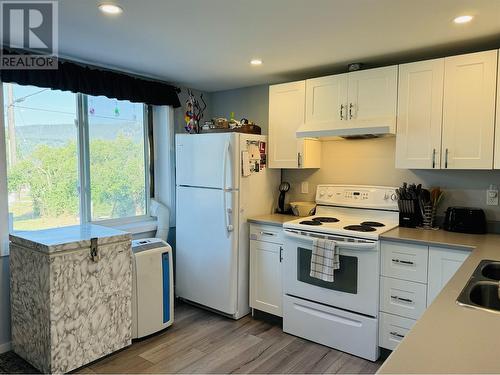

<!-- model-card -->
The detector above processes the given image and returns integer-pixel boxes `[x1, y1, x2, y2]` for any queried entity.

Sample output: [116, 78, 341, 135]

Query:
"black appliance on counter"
[443, 207, 487, 234]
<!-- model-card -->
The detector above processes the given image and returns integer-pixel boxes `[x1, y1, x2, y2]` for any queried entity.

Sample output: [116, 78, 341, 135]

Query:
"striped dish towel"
[310, 238, 339, 282]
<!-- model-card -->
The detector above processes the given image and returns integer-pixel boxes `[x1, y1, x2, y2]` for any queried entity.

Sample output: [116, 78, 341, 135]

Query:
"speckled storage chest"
[9, 224, 132, 373]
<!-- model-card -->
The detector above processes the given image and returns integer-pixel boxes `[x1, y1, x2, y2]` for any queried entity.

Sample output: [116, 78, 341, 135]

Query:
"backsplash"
[283, 137, 500, 222]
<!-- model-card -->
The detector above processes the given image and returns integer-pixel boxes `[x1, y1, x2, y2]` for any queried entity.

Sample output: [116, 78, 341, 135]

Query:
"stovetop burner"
[360, 221, 385, 227]
[344, 225, 377, 232]
[300, 220, 322, 226]
[312, 217, 340, 223]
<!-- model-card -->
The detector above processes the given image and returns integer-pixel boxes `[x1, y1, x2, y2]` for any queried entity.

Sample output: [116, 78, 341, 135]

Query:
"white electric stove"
[284, 184, 399, 240]
[282, 185, 399, 362]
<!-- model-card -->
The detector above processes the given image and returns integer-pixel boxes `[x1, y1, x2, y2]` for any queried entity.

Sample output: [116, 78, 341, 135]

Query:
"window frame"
[78, 93, 151, 226]
[1, 81, 152, 231]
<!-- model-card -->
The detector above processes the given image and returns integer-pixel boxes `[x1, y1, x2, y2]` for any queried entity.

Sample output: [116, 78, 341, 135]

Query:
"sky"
[3, 83, 144, 127]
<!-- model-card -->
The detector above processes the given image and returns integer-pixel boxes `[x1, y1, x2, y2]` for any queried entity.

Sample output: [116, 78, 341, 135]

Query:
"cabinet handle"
[297, 152, 302, 168]
[445, 148, 449, 168]
[392, 258, 414, 265]
[349, 103, 354, 119]
[432, 149, 436, 168]
[390, 331, 405, 339]
[279, 246, 283, 263]
[340, 104, 344, 120]
[260, 231, 275, 236]
[391, 295, 414, 304]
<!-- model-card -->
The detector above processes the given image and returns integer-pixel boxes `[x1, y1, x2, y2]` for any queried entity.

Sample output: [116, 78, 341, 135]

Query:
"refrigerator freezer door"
[176, 133, 239, 190]
[175, 186, 239, 315]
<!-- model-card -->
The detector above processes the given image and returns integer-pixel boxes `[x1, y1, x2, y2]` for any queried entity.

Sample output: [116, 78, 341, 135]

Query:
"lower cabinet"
[427, 246, 470, 306]
[249, 224, 283, 317]
[379, 312, 416, 351]
[379, 240, 471, 351]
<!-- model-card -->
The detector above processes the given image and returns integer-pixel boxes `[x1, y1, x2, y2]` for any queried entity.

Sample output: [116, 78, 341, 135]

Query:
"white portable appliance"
[131, 238, 174, 339]
[283, 185, 398, 361]
[175, 133, 280, 319]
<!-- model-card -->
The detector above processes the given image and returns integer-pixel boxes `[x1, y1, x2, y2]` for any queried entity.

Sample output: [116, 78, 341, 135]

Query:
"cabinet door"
[396, 59, 444, 169]
[427, 246, 470, 306]
[268, 81, 305, 168]
[347, 65, 398, 130]
[305, 74, 348, 130]
[494, 49, 500, 169]
[249, 239, 283, 316]
[441, 50, 497, 169]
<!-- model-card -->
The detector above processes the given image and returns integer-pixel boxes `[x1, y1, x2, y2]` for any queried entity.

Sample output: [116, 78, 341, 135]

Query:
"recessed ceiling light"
[453, 15, 473, 24]
[98, 3, 123, 15]
[250, 59, 263, 66]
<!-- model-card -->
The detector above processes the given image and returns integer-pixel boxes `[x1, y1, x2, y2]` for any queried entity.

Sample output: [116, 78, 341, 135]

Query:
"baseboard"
[0, 341, 11, 353]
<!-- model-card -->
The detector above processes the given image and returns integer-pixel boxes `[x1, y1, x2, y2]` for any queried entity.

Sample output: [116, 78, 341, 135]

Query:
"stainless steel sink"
[481, 262, 500, 281]
[457, 260, 500, 314]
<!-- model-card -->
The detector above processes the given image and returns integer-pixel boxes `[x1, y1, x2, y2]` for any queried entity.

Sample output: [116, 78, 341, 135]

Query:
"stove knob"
[327, 192, 333, 197]
[384, 192, 389, 200]
[390, 193, 397, 201]
[319, 191, 325, 197]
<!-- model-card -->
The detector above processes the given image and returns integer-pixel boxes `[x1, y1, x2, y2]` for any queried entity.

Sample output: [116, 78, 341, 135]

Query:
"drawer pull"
[392, 258, 414, 265]
[389, 331, 405, 339]
[260, 231, 275, 236]
[391, 295, 413, 304]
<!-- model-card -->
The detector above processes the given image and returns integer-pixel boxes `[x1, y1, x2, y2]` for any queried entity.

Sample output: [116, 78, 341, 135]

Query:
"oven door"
[283, 229, 380, 317]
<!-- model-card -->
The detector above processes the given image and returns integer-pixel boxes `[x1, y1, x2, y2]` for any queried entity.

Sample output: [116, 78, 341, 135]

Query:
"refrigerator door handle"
[222, 140, 234, 233]
[223, 192, 234, 233]
[222, 140, 230, 190]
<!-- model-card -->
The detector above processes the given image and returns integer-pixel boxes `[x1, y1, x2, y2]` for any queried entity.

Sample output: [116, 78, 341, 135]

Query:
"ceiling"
[51, 0, 500, 91]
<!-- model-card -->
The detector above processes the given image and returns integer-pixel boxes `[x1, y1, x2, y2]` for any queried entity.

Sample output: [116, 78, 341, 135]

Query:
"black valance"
[0, 49, 181, 107]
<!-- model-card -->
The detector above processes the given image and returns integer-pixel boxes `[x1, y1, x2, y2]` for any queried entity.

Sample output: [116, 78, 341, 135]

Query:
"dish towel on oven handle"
[310, 238, 339, 282]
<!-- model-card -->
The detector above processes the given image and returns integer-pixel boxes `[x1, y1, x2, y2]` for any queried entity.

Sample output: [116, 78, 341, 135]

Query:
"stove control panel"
[316, 185, 398, 210]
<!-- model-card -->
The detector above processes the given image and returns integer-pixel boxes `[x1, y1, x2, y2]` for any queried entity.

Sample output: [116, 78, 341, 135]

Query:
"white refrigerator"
[175, 133, 280, 319]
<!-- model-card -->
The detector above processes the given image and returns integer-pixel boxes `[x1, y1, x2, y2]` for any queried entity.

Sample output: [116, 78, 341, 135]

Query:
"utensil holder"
[422, 204, 437, 229]
[398, 199, 421, 228]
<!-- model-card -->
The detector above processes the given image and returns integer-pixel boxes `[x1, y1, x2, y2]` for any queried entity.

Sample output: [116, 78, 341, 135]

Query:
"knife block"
[398, 199, 421, 228]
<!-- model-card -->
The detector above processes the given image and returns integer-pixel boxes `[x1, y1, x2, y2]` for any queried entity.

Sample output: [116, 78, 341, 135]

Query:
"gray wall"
[210, 84, 500, 222]
[210, 85, 269, 134]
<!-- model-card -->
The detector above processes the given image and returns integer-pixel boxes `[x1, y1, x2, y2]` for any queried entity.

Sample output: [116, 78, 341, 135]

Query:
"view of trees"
[4, 83, 147, 230]
[7, 136, 145, 224]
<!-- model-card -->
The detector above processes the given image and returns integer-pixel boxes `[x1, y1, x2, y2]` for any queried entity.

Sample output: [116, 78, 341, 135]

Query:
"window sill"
[96, 217, 158, 235]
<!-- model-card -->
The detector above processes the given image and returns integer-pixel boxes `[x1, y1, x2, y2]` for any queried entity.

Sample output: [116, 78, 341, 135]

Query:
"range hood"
[296, 121, 396, 139]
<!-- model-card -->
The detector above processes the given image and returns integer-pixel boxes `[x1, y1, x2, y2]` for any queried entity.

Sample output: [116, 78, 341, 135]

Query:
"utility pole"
[6, 83, 17, 166]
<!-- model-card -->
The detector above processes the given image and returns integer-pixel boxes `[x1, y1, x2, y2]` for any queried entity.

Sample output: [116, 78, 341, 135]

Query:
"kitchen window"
[2, 82, 150, 231]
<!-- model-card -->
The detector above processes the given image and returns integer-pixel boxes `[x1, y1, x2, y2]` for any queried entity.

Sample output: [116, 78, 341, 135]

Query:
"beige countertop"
[379, 227, 500, 374]
[247, 213, 297, 227]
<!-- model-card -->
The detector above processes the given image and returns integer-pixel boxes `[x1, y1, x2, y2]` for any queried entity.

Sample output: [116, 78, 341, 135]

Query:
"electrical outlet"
[486, 184, 498, 206]
[301, 181, 309, 194]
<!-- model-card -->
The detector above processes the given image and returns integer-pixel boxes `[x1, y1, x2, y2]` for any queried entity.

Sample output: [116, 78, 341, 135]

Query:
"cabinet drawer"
[381, 241, 429, 283]
[249, 224, 284, 244]
[380, 276, 427, 320]
[379, 312, 416, 351]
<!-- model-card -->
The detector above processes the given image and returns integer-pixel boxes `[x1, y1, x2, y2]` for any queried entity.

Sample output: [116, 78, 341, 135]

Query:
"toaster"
[443, 207, 486, 234]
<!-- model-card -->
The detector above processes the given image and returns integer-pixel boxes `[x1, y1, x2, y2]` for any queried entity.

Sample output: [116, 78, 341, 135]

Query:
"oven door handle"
[284, 229, 377, 250]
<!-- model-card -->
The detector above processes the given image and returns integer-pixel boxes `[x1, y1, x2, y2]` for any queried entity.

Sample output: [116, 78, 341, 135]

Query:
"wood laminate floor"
[1, 301, 386, 374]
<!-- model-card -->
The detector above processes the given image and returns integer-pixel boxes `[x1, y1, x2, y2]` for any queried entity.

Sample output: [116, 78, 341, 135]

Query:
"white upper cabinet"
[347, 65, 398, 130]
[396, 59, 444, 169]
[305, 74, 348, 132]
[268, 81, 321, 169]
[494, 49, 500, 169]
[441, 50, 498, 169]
